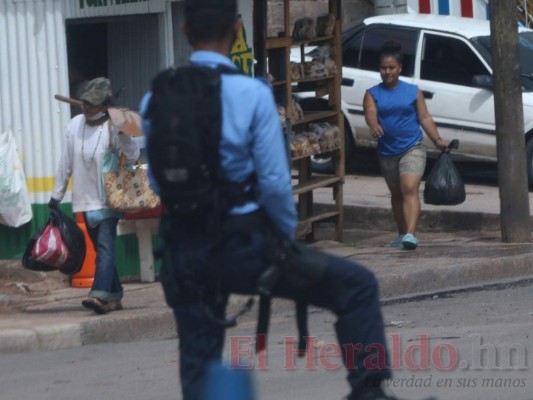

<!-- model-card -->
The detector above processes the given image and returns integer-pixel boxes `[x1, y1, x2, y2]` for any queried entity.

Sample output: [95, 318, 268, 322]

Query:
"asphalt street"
[0, 283, 531, 400]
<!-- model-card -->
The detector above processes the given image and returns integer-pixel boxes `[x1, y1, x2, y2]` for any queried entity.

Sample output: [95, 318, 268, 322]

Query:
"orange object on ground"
[71, 213, 96, 288]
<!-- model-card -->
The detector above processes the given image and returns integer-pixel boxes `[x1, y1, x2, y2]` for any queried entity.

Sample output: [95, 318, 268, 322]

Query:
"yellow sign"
[230, 16, 254, 76]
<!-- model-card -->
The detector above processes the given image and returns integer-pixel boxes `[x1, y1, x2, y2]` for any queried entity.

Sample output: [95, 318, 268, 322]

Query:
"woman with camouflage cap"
[49, 77, 139, 314]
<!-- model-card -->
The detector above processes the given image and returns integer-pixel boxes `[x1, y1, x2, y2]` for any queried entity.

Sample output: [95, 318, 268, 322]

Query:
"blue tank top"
[368, 80, 422, 157]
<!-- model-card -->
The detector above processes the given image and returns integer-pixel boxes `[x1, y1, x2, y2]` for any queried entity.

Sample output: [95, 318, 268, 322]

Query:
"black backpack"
[146, 64, 325, 357]
[145, 64, 253, 231]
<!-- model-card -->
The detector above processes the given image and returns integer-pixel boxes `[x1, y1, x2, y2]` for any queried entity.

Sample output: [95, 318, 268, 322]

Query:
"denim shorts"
[378, 143, 426, 188]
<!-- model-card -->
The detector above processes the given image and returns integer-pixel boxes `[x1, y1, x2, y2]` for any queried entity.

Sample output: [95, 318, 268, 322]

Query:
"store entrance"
[65, 15, 160, 115]
[66, 22, 108, 115]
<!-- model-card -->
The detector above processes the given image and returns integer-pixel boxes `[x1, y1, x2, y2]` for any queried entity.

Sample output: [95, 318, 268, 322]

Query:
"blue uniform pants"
[165, 220, 391, 400]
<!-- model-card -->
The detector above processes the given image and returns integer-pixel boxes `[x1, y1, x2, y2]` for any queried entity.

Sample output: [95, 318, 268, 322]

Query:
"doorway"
[65, 15, 161, 114]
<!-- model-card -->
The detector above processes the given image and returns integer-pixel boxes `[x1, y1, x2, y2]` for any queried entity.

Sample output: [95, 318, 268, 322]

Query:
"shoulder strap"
[256, 295, 271, 354]
[255, 297, 309, 357]
[106, 118, 114, 151]
[296, 301, 309, 355]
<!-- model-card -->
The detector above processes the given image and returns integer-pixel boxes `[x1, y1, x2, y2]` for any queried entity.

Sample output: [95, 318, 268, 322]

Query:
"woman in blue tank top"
[364, 41, 448, 250]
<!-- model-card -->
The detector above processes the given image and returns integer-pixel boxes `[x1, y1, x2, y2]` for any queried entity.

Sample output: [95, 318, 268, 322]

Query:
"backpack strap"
[296, 301, 309, 356]
[215, 64, 244, 76]
[255, 297, 309, 357]
[255, 295, 271, 354]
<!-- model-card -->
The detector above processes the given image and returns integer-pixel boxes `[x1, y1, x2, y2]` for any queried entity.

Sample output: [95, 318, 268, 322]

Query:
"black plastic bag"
[423, 140, 466, 205]
[22, 208, 86, 275]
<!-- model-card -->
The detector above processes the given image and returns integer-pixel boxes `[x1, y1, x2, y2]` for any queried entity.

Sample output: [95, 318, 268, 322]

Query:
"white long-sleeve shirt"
[52, 114, 140, 212]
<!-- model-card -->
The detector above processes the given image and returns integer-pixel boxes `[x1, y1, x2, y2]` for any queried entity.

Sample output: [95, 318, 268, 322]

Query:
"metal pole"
[524, 0, 529, 27]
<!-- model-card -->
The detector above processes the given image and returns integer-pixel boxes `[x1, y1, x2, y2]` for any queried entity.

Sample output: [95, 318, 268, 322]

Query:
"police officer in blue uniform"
[140, 1, 436, 400]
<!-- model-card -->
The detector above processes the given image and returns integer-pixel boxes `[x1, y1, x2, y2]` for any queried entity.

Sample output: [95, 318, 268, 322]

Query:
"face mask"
[86, 111, 106, 121]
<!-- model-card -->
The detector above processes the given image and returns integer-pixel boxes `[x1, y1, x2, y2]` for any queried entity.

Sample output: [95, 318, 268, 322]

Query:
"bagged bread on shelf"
[323, 58, 337, 76]
[316, 14, 336, 37]
[290, 134, 310, 157]
[290, 62, 305, 81]
[308, 46, 337, 77]
[292, 17, 316, 40]
[303, 61, 328, 79]
[310, 122, 341, 151]
[302, 131, 321, 154]
[277, 104, 287, 128]
[288, 97, 305, 122]
[290, 133, 320, 158]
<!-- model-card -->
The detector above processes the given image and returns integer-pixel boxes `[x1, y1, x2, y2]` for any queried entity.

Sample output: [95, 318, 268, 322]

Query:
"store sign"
[230, 16, 254, 76]
[69, 0, 166, 17]
[79, 0, 150, 8]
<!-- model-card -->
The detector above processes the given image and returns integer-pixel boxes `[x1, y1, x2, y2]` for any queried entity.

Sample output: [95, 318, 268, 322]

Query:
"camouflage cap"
[79, 77, 112, 105]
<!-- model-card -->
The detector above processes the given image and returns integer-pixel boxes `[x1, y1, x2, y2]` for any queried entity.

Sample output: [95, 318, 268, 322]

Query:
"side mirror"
[472, 74, 493, 90]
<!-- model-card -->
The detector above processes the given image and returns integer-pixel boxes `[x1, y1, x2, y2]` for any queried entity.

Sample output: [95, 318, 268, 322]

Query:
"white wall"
[0, 0, 70, 204]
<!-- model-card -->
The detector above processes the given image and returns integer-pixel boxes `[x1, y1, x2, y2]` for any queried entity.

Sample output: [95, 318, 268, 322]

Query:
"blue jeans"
[163, 214, 391, 400]
[84, 215, 123, 302]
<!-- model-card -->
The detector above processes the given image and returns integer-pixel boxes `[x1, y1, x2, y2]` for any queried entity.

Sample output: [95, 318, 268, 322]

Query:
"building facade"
[0, 0, 508, 271]
[0, 0, 253, 273]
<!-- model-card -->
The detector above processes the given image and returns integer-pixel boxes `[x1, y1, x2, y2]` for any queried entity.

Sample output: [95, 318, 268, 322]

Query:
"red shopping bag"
[31, 224, 70, 269]
[23, 208, 86, 275]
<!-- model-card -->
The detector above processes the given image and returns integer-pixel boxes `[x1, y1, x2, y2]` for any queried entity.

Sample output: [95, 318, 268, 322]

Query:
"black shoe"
[82, 297, 123, 314]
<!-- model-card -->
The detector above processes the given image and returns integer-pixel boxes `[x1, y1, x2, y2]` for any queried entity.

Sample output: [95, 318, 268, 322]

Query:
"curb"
[3, 253, 533, 354]
[80, 308, 176, 346]
[0, 323, 83, 354]
[375, 254, 533, 299]
[316, 203, 503, 232]
[0, 309, 177, 354]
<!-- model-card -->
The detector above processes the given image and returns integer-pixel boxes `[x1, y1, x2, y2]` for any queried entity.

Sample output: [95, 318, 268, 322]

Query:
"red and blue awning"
[415, 0, 490, 19]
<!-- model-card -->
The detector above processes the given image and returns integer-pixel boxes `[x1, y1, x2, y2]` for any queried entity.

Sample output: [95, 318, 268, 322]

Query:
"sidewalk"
[314, 174, 533, 231]
[1, 176, 533, 354]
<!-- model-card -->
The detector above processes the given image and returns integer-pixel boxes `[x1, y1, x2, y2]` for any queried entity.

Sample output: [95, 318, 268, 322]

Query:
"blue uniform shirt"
[368, 80, 422, 157]
[139, 50, 297, 239]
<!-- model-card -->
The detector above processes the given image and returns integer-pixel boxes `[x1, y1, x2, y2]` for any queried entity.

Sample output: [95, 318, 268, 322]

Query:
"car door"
[341, 24, 419, 148]
[416, 31, 497, 161]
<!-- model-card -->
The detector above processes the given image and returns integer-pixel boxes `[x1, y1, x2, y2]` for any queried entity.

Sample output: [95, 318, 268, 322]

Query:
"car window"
[341, 23, 366, 68]
[518, 32, 533, 91]
[421, 34, 489, 86]
[475, 32, 533, 92]
[342, 31, 363, 68]
[359, 26, 418, 77]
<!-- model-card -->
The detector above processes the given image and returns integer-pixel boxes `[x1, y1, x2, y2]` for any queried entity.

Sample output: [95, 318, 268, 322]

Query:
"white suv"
[303, 14, 533, 181]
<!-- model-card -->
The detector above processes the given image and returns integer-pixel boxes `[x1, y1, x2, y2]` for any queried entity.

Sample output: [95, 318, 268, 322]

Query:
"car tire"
[310, 154, 334, 173]
[310, 125, 356, 173]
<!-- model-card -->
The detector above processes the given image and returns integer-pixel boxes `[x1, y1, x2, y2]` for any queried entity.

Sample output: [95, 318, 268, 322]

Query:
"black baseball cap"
[185, 0, 237, 18]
